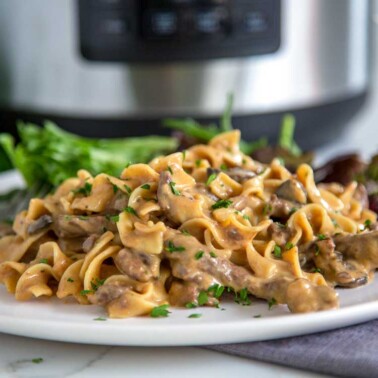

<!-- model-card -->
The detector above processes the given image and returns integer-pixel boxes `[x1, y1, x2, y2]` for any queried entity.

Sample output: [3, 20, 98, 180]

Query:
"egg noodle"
[0, 130, 377, 317]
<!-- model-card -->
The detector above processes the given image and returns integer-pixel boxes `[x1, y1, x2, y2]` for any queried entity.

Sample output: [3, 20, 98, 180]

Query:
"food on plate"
[0, 130, 377, 318]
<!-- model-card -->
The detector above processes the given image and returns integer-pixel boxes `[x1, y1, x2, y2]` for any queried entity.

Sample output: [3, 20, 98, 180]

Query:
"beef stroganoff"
[0, 130, 377, 318]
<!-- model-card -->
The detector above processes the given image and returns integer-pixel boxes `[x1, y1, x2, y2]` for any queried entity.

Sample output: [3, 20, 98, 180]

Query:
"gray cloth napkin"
[206, 320, 378, 377]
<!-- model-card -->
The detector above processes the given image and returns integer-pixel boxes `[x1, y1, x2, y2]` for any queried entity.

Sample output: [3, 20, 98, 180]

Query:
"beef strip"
[115, 248, 160, 282]
[268, 222, 294, 246]
[333, 231, 378, 270]
[52, 215, 117, 238]
[268, 194, 299, 219]
[94, 284, 125, 306]
[164, 230, 338, 313]
[27, 215, 53, 235]
[168, 281, 200, 307]
[299, 238, 368, 288]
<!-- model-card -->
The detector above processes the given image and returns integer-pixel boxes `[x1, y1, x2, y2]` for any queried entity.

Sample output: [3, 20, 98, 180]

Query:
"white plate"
[0, 171, 377, 346]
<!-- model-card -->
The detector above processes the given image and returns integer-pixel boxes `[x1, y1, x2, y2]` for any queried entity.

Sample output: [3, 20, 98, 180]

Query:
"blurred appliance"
[0, 0, 372, 148]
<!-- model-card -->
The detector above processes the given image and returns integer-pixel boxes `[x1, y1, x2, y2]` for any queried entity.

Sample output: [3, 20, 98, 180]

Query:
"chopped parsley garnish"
[124, 185, 132, 194]
[110, 215, 119, 222]
[185, 302, 197, 309]
[90, 278, 106, 292]
[94, 317, 107, 321]
[167, 166, 173, 174]
[253, 314, 262, 318]
[112, 184, 119, 194]
[313, 267, 322, 274]
[64, 215, 72, 221]
[206, 173, 217, 186]
[268, 298, 277, 310]
[150, 304, 170, 318]
[169, 181, 181, 196]
[207, 284, 225, 299]
[78, 215, 89, 220]
[285, 242, 294, 250]
[188, 313, 202, 319]
[220, 163, 228, 171]
[317, 234, 326, 240]
[210, 252, 217, 258]
[273, 245, 282, 258]
[141, 184, 151, 190]
[195, 250, 205, 260]
[166, 241, 185, 253]
[195, 159, 202, 167]
[234, 288, 252, 306]
[67, 277, 74, 283]
[182, 150, 187, 161]
[314, 244, 320, 256]
[197, 291, 209, 306]
[124, 206, 137, 216]
[72, 182, 92, 197]
[80, 289, 93, 296]
[181, 229, 191, 236]
[243, 214, 250, 220]
[263, 204, 272, 215]
[39, 258, 49, 264]
[211, 199, 232, 210]
[289, 207, 298, 216]
[364, 219, 372, 229]
[32, 358, 44, 364]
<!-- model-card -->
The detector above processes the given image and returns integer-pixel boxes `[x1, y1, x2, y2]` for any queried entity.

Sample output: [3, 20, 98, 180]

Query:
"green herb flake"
[211, 199, 233, 210]
[195, 159, 202, 168]
[150, 304, 170, 318]
[110, 215, 119, 223]
[67, 277, 74, 283]
[195, 250, 205, 260]
[197, 291, 209, 306]
[206, 173, 217, 186]
[167, 166, 173, 174]
[285, 242, 294, 250]
[32, 358, 44, 364]
[314, 244, 320, 256]
[210, 252, 217, 258]
[273, 245, 282, 258]
[235, 288, 252, 306]
[208, 284, 225, 299]
[124, 185, 132, 194]
[185, 302, 197, 309]
[364, 219, 372, 229]
[263, 204, 272, 215]
[94, 317, 107, 321]
[169, 181, 181, 196]
[182, 150, 187, 161]
[141, 184, 151, 190]
[289, 207, 298, 216]
[181, 229, 191, 236]
[78, 215, 89, 221]
[220, 163, 228, 171]
[39, 258, 49, 264]
[268, 298, 277, 310]
[166, 241, 186, 253]
[317, 234, 326, 240]
[242, 214, 250, 220]
[64, 215, 72, 221]
[112, 184, 119, 194]
[313, 267, 322, 274]
[124, 206, 137, 216]
[188, 313, 202, 319]
[90, 278, 106, 292]
[73, 182, 92, 197]
[80, 289, 94, 296]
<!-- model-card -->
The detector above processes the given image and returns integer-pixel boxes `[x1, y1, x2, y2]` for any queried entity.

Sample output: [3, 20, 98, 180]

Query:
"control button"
[194, 8, 227, 35]
[243, 11, 269, 33]
[99, 18, 129, 35]
[149, 11, 178, 37]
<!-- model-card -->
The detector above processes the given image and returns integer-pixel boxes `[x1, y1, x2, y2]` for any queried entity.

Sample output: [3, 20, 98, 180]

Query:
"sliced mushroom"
[27, 215, 53, 235]
[276, 178, 307, 204]
[225, 168, 256, 183]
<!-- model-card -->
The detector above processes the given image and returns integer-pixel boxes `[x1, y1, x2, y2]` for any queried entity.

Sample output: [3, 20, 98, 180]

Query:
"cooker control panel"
[79, 0, 280, 62]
